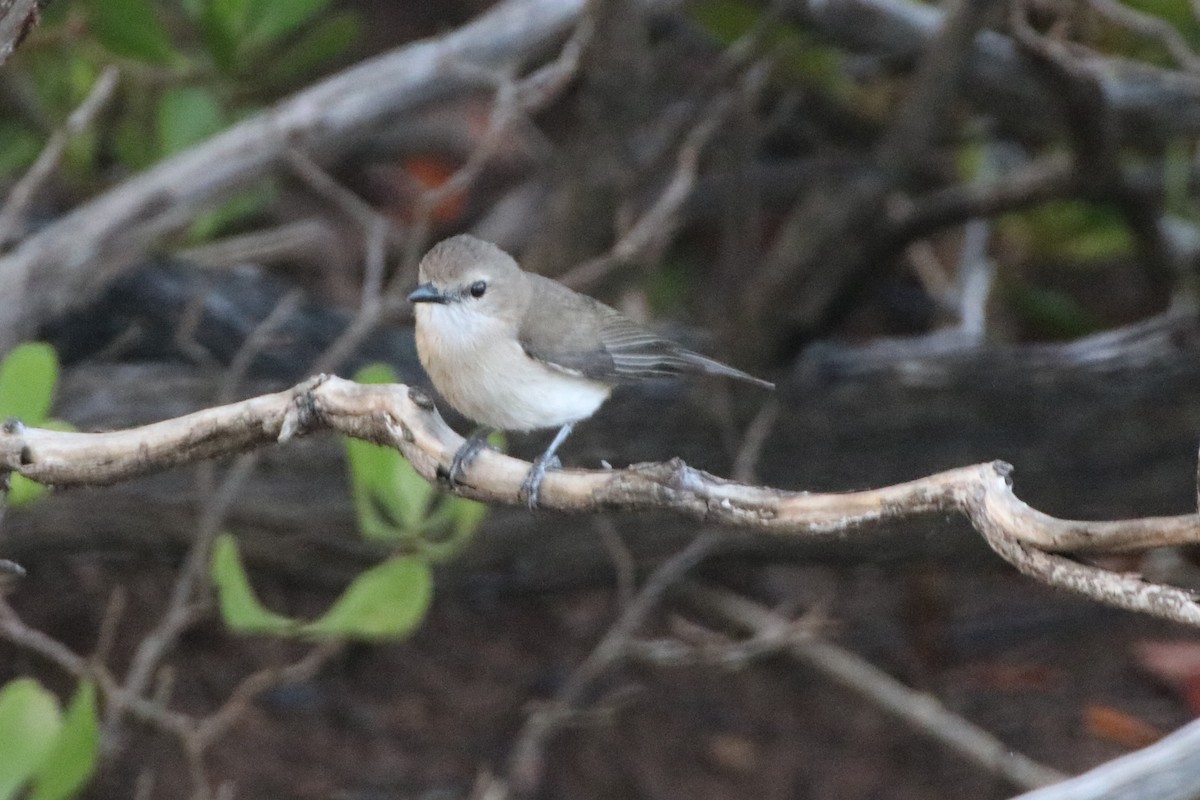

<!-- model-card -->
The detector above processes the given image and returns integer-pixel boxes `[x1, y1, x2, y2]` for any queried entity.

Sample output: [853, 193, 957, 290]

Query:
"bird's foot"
[447, 434, 492, 487]
[520, 455, 562, 511]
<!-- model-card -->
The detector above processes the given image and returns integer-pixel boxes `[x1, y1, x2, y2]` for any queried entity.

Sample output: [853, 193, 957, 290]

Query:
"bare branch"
[0, 65, 120, 247]
[786, 0, 1200, 140]
[682, 583, 1067, 791]
[1087, 0, 1200, 74]
[508, 532, 723, 796]
[193, 641, 341, 749]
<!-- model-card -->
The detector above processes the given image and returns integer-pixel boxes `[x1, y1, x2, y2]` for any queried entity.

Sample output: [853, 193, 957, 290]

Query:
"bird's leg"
[447, 428, 494, 487]
[521, 423, 574, 511]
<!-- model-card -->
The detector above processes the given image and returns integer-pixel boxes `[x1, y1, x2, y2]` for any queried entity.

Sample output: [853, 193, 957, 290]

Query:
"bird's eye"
[469, 280, 487, 298]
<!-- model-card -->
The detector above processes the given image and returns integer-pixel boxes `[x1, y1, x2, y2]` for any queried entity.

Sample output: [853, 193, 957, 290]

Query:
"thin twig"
[193, 640, 342, 749]
[595, 517, 637, 609]
[1087, 0, 1200, 73]
[558, 63, 767, 290]
[682, 583, 1067, 791]
[0, 65, 119, 246]
[219, 289, 304, 405]
[731, 397, 780, 485]
[507, 532, 723, 795]
[173, 218, 339, 269]
[110, 454, 260, 735]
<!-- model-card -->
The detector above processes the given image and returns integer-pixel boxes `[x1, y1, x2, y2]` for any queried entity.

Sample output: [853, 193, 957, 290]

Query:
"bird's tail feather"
[680, 350, 775, 390]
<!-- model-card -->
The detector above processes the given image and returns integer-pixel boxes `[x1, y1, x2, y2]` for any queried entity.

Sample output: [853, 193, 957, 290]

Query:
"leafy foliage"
[2, 0, 358, 237]
[210, 364, 484, 641]
[0, 679, 99, 800]
[211, 534, 434, 641]
[343, 363, 490, 559]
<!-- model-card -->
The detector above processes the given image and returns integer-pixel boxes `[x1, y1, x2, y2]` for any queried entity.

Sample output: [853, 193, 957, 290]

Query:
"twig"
[192, 640, 341, 749]
[731, 397, 780, 485]
[889, 154, 1077, 247]
[0, 595, 194, 736]
[284, 148, 394, 375]
[1087, 0, 1200, 73]
[785, 0, 1200, 140]
[877, 0, 1004, 176]
[507, 532, 723, 795]
[954, 142, 1001, 340]
[173, 218, 339, 269]
[682, 583, 1067, 791]
[595, 517, 637, 609]
[397, 16, 591, 283]
[558, 59, 768, 290]
[1009, 1, 1176, 288]
[0, 65, 119, 246]
[109, 454, 259, 737]
[219, 289, 304, 405]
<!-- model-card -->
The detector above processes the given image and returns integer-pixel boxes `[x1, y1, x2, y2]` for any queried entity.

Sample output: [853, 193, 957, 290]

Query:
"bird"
[408, 234, 774, 509]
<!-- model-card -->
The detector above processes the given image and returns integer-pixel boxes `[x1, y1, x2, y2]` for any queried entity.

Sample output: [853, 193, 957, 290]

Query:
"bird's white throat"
[415, 302, 611, 432]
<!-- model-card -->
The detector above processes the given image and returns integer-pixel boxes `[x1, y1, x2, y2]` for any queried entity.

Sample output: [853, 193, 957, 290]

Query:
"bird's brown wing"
[518, 275, 774, 389]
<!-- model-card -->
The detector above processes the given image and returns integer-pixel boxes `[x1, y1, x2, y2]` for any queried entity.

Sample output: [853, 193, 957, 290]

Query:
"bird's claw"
[447, 435, 491, 487]
[520, 455, 561, 511]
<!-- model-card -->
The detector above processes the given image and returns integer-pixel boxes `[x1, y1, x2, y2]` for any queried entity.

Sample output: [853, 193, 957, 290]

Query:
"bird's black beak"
[408, 283, 448, 304]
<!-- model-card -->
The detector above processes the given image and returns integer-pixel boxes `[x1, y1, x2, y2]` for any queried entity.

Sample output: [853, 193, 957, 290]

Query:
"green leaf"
[415, 496, 487, 562]
[30, 682, 100, 800]
[0, 342, 59, 423]
[8, 475, 48, 507]
[0, 123, 42, 176]
[211, 534, 296, 634]
[196, 0, 242, 72]
[345, 364, 431, 540]
[187, 181, 275, 241]
[1010, 200, 1134, 262]
[83, 0, 175, 63]
[261, 11, 357, 88]
[211, 0, 254, 37]
[0, 679, 62, 800]
[302, 556, 432, 640]
[690, 0, 759, 44]
[246, 0, 329, 44]
[346, 439, 422, 542]
[112, 116, 156, 171]
[354, 363, 395, 386]
[157, 86, 224, 157]
[1003, 282, 1100, 339]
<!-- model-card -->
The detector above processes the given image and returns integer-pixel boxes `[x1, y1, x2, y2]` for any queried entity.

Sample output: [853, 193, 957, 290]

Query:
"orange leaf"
[1084, 705, 1162, 749]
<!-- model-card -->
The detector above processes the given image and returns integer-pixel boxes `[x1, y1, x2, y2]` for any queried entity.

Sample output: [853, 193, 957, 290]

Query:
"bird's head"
[409, 234, 528, 326]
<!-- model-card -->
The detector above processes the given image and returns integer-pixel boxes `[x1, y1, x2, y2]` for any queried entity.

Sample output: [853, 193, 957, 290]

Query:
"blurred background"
[2, 0, 1200, 797]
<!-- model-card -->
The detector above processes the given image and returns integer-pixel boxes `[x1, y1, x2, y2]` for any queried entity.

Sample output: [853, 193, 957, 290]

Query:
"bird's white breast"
[415, 303, 611, 432]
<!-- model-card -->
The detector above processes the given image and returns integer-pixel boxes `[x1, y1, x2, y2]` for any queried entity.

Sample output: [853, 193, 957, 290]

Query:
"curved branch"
[3, 375, 1200, 625]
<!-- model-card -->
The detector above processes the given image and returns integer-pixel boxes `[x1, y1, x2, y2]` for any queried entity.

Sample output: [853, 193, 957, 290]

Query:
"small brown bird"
[409, 234, 773, 508]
